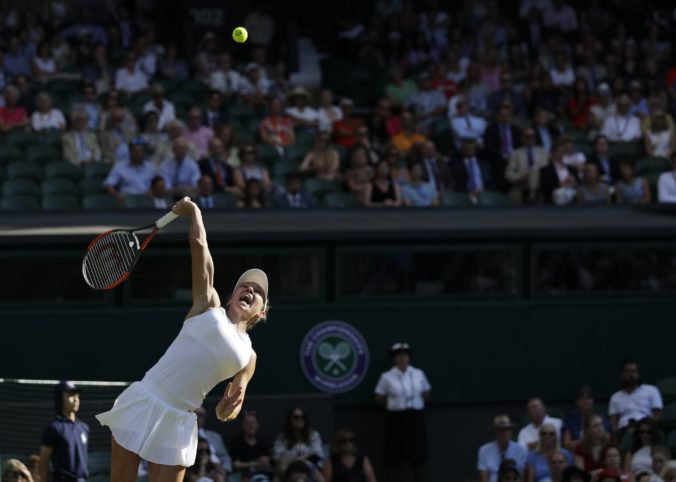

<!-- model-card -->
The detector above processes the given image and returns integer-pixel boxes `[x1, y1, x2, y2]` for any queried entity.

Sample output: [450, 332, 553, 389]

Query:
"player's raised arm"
[172, 197, 219, 317]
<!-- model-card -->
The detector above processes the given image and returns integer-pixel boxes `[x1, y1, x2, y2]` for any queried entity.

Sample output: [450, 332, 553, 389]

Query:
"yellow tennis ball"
[232, 27, 248, 43]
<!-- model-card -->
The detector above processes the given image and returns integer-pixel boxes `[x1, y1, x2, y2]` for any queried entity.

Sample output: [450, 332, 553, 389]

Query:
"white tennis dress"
[96, 307, 252, 466]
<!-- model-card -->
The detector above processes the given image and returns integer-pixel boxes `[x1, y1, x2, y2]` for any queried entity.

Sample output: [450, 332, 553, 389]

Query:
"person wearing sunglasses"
[272, 408, 325, 477]
[2, 459, 33, 482]
[525, 424, 573, 482]
[322, 429, 377, 482]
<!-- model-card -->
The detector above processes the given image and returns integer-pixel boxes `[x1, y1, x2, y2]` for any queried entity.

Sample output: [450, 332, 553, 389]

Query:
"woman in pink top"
[0, 85, 28, 132]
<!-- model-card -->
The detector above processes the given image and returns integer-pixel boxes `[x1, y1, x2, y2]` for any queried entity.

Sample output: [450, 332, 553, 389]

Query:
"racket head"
[82, 229, 142, 290]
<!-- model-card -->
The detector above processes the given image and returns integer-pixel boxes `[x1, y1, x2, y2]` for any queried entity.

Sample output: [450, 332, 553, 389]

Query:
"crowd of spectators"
[478, 360, 672, 482]
[2, 1, 676, 210]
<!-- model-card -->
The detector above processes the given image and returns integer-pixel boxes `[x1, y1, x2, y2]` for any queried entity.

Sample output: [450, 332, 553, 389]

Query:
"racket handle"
[155, 211, 179, 229]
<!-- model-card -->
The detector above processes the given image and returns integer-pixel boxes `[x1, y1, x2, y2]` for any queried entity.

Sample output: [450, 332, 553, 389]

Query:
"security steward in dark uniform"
[39, 381, 89, 482]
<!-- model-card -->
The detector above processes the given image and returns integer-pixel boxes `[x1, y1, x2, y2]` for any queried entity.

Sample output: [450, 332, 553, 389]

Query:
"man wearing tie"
[484, 103, 522, 190]
[198, 138, 240, 197]
[273, 173, 313, 208]
[201, 90, 229, 130]
[159, 137, 201, 198]
[450, 138, 493, 197]
[150, 176, 170, 209]
[588, 135, 619, 184]
[196, 175, 216, 209]
[62, 109, 102, 166]
[419, 140, 451, 194]
[504, 128, 549, 204]
[449, 97, 487, 149]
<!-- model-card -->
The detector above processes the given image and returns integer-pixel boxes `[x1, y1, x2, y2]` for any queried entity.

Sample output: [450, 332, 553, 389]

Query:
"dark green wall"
[4, 298, 675, 402]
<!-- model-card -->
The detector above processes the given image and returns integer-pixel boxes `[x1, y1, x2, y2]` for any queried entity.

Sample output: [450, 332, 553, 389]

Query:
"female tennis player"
[96, 197, 269, 482]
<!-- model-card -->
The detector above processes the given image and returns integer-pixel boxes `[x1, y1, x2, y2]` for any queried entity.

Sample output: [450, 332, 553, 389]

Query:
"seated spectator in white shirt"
[143, 83, 176, 131]
[31, 41, 57, 81]
[601, 94, 642, 143]
[609, 359, 663, 432]
[31, 92, 66, 131]
[549, 53, 575, 89]
[316, 89, 343, 133]
[62, 109, 102, 166]
[209, 53, 242, 97]
[160, 137, 201, 197]
[150, 176, 170, 209]
[518, 398, 563, 450]
[239, 63, 270, 108]
[115, 52, 148, 95]
[450, 97, 487, 149]
[103, 140, 157, 205]
[408, 73, 446, 130]
[478, 415, 528, 482]
[658, 153, 676, 203]
[590, 84, 616, 132]
[543, 0, 578, 32]
[286, 86, 319, 133]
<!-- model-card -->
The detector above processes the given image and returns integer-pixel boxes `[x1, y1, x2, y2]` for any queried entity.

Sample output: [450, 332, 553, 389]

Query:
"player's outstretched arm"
[215, 351, 257, 422]
[172, 197, 220, 318]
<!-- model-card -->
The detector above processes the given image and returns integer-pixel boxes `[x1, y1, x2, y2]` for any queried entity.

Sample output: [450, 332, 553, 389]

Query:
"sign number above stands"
[300, 321, 370, 394]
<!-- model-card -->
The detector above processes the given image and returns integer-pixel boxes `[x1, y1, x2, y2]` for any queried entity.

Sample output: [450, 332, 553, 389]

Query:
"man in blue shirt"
[103, 139, 157, 204]
[478, 415, 527, 482]
[39, 381, 89, 482]
[159, 137, 201, 198]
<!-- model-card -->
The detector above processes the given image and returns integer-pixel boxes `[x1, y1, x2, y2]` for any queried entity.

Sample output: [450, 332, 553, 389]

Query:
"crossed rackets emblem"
[318, 341, 351, 373]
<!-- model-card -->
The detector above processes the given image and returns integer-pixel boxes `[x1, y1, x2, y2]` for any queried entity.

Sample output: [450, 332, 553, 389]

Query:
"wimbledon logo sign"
[300, 320, 369, 394]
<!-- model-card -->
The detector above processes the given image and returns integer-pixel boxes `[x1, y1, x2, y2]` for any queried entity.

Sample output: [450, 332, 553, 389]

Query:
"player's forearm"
[188, 205, 207, 245]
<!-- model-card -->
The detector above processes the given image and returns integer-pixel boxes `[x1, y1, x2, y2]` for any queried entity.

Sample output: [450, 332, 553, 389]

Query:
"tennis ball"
[232, 27, 248, 44]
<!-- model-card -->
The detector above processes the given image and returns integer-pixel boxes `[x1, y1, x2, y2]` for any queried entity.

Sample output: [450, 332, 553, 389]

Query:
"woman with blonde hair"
[2, 459, 33, 482]
[322, 429, 377, 482]
[661, 461, 676, 482]
[526, 424, 573, 482]
[574, 414, 612, 470]
[299, 131, 341, 181]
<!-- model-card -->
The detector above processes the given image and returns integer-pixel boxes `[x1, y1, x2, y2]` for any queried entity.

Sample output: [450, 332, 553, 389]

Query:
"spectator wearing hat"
[39, 381, 89, 482]
[2, 459, 33, 482]
[608, 359, 663, 433]
[478, 415, 528, 482]
[332, 98, 362, 149]
[374, 342, 431, 482]
[287, 87, 319, 134]
[562, 387, 611, 451]
[103, 139, 157, 205]
[143, 83, 176, 131]
[518, 399, 563, 450]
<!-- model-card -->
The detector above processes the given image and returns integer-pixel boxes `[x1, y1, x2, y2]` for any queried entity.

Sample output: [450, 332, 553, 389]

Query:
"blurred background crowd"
[3, 0, 676, 210]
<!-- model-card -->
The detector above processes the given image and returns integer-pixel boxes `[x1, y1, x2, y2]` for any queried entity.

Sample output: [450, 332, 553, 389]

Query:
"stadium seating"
[82, 194, 118, 210]
[304, 178, 340, 199]
[1, 195, 40, 210]
[45, 162, 83, 182]
[6, 162, 42, 182]
[123, 194, 154, 209]
[42, 179, 79, 196]
[42, 194, 80, 210]
[213, 192, 238, 208]
[3, 179, 40, 197]
[477, 191, 512, 206]
[323, 192, 360, 208]
[657, 377, 676, 403]
[441, 192, 473, 207]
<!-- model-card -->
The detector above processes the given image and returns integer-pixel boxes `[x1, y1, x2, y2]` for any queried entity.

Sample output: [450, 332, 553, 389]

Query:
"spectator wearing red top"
[259, 97, 295, 155]
[567, 79, 598, 130]
[0, 85, 28, 133]
[573, 415, 611, 471]
[332, 98, 362, 149]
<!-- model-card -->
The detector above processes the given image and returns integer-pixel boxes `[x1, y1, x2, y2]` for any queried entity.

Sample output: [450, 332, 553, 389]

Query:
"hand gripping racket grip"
[155, 211, 179, 229]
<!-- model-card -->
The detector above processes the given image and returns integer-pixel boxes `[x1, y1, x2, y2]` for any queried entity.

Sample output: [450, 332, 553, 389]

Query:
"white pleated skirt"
[96, 380, 198, 467]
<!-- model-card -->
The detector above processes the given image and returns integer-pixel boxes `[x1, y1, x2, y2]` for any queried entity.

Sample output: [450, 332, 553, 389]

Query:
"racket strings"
[83, 231, 139, 290]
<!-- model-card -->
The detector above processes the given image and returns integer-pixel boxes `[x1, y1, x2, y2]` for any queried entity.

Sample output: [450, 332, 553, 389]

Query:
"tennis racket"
[82, 210, 179, 290]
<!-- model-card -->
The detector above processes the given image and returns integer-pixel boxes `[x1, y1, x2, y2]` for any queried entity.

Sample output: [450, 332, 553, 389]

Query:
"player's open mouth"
[238, 292, 253, 308]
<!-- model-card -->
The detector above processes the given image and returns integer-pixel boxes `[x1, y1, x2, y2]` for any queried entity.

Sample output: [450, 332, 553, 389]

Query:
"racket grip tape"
[155, 211, 179, 229]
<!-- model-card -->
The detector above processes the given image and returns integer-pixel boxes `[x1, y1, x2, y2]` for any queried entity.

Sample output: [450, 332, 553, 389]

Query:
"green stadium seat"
[82, 194, 118, 210]
[1, 195, 40, 210]
[80, 177, 106, 195]
[667, 430, 676, 453]
[575, 142, 593, 159]
[228, 103, 256, 122]
[213, 192, 237, 208]
[5, 129, 38, 150]
[85, 162, 113, 179]
[6, 162, 42, 181]
[46, 79, 78, 97]
[658, 377, 676, 403]
[636, 156, 670, 175]
[40, 129, 64, 149]
[273, 160, 300, 178]
[323, 192, 360, 208]
[45, 162, 83, 181]
[609, 142, 643, 161]
[256, 143, 282, 164]
[42, 179, 78, 196]
[0, 145, 24, 165]
[42, 194, 80, 210]
[441, 192, 473, 207]
[122, 194, 154, 209]
[3, 179, 40, 197]
[27, 145, 62, 165]
[304, 178, 340, 198]
[284, 145, 309, 163]
[661, 402, 676, 426]
[477, 191, 512, 206]
[294, 130, 315, 149]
